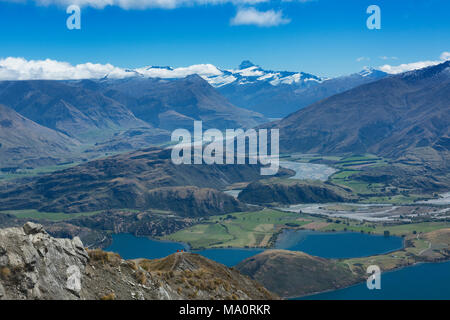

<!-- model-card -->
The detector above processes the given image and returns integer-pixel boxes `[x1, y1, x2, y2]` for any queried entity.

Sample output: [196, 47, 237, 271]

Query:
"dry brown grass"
[423, 228, 450, 243]
[127, 261, 138, 271]
[135, 270, 147, 285]
[88, 249, 121, 266]
[187, 290, 198, 299]
[100, 292, 116, 300]
[0, 267, 11, 279]
[139, 255, 176, 272]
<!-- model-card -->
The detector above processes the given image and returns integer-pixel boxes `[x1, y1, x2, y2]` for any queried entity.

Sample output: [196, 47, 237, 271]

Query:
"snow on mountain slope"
[132, 60, 323, 88]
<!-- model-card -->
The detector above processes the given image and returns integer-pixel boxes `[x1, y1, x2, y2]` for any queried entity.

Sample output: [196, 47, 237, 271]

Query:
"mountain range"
[0, 80, 149, 141]
[98, 74, 266, 130]
[141, 61, 389, 118]
[1, 60, 448, 183]
[267, 61, 450, 158]
[0, 147, 286, 214]
[214, 62, 388, 118]
[0, 75, 265, 139]
[0, 104, 80, 168]
[0, 74, 267, 167]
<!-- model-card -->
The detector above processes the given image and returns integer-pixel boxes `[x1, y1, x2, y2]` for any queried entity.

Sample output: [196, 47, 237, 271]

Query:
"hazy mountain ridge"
[216, 63, 388, 117]
[0, 147, 271, 214]
[97, 74, 267, 130]
[268, 61, 450, 158]
[0, 80, 149, 140]
[142, 61, 388, 117]
[0, 74, 267, 168]
[0, 104, 80, 167]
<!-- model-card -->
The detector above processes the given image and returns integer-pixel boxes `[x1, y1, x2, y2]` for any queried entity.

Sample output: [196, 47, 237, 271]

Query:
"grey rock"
[23, 222, 44, 235]
[66, 265, 82, 295]
[72, 237, 84, 251]
[0, 223, 88, 300]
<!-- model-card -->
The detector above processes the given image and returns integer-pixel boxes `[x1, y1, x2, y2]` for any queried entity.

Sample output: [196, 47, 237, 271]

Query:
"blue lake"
[105, 230, 404, 266]
[274, 230, 404, 259]
[105, 234, 189, 260]
[104, 232, 449, 299]
[104, 233, 263, 267]
[297, 261, 450, 300]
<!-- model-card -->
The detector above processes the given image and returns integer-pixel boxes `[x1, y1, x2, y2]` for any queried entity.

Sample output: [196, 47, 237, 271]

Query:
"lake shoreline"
[291, 258, 450, 300]
[104, 226, 450, 299]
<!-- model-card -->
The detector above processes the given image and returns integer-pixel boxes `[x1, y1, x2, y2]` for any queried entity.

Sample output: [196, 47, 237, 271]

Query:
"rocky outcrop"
[0, 223, 277, 300]
[0, 222, 88, 299]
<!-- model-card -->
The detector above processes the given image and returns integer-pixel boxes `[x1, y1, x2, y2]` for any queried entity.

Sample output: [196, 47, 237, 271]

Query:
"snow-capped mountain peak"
[125, 60, 324, 88]
[100, 61, 388, 90]
[208, 61, 323, 88]
[239, 60, 256, 69]
[359, 66, 376, 77]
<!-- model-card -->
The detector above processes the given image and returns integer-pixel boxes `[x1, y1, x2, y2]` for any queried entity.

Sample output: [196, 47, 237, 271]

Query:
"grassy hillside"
[236, 250, 361, 297]
[0, 147, 268, 215]
[164, 209, 320, 249]
[236, 228, 450, 298]
[237, 178, 357, 205]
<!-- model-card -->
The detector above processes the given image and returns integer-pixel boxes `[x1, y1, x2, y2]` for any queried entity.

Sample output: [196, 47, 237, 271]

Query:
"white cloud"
[230, 7, 290, 27]
[379, 56, 398, 60]
[440, 52, 450, 61]
[378, 52, 450, 74]
[378, 61, 440, 74]
[0, 57, 226, 80]
[0, 57, 133, 80]
[356, 57, 370, 62]
[136, 64, 223, 78]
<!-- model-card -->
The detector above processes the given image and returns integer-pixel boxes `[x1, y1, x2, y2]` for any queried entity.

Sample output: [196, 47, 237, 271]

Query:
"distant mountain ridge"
[132, 60, 389, 117]
[97, 74, 266, 130]
[0, 147, 270, 214]
[0, 80, 150, 141]
[267, 61, 450, 158]
[0, 74, 267, 167]
[215, 63, 388, 117]
[0, 104, 80, 167]
[126, 60, 323, 88]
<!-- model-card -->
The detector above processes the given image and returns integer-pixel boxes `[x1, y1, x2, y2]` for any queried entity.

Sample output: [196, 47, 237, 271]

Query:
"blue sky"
[0, 0, 449, 77]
